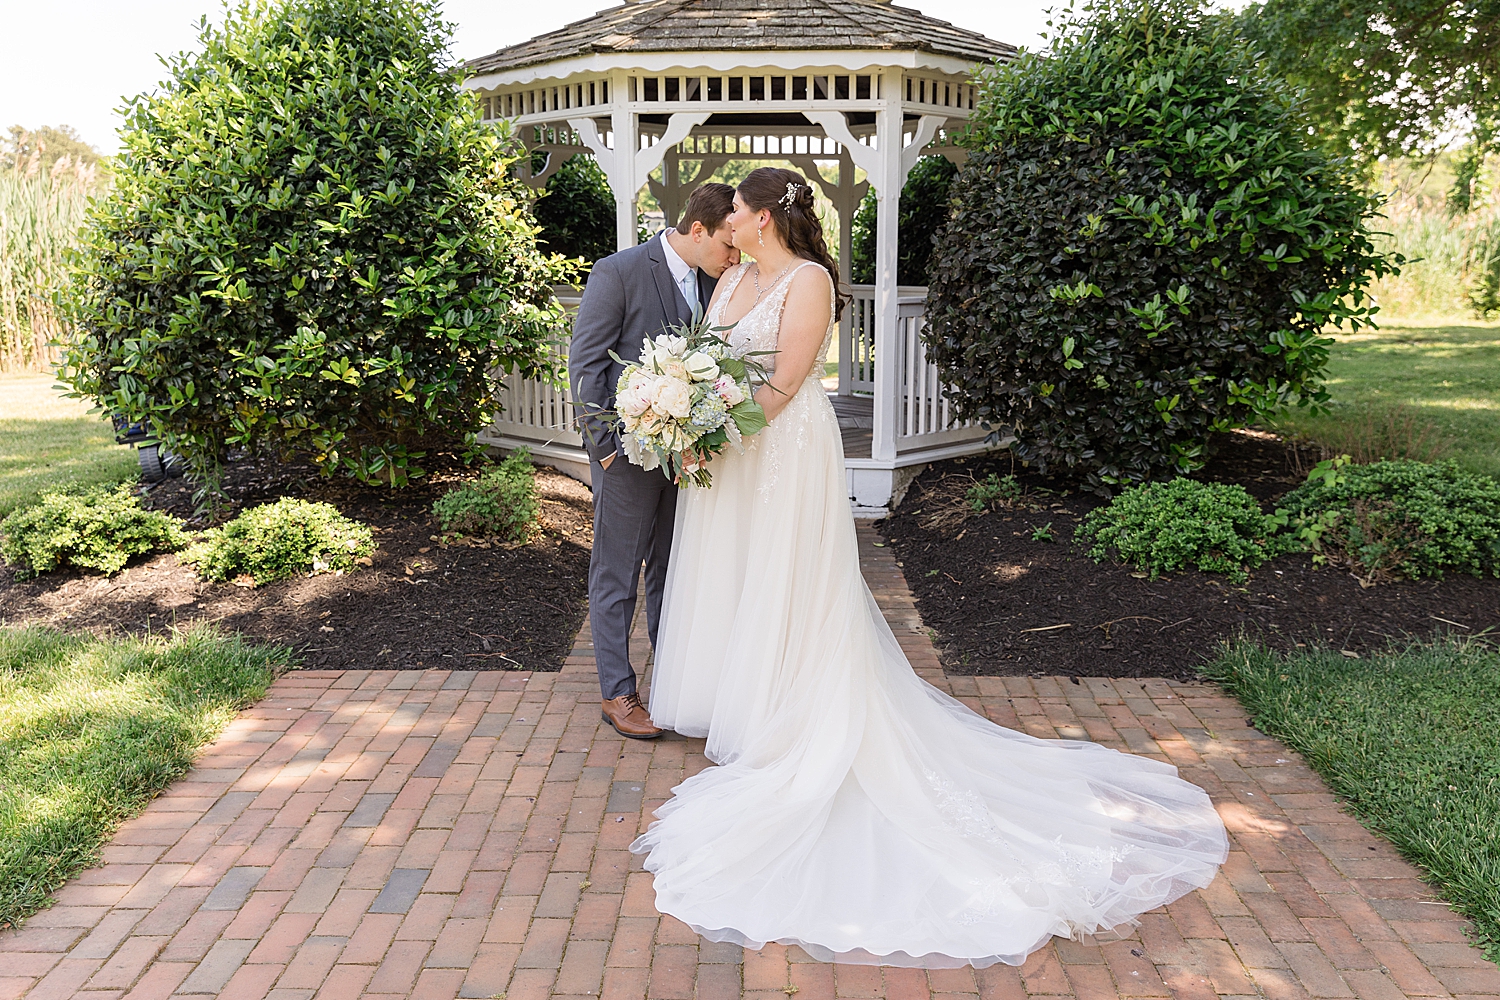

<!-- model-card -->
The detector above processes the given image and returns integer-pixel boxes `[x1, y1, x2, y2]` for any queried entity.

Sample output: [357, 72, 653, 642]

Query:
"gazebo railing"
[483, 288, 583, 452]
[842, 284, 982, 452]
[485, 284, 985, 469]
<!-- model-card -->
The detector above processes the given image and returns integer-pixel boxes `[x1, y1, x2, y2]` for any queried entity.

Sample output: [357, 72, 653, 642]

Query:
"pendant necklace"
[752, 260, 796, 303]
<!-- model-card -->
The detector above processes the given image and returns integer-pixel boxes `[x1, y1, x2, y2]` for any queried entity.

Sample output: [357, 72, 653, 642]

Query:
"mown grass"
[1203, 639, 1500, 961]
[0, 372, 137, 519]
[1268, 321, 1500, 480]
[0, 625, 286, 928]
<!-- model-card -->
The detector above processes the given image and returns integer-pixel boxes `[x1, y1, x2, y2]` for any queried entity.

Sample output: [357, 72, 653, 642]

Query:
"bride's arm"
[753, 267, 833, 422]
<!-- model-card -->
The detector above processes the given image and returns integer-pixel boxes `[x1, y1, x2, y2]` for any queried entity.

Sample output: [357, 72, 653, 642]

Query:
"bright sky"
[0, 1, 1054, 155]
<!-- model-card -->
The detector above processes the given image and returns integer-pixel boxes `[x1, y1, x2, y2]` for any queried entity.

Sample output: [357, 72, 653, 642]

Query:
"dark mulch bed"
[0, 455, 593, 671]
[879, 429, 1500, 680]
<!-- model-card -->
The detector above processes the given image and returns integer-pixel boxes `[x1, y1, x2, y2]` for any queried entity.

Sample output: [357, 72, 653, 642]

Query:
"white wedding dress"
[634, 261, 1228, 968]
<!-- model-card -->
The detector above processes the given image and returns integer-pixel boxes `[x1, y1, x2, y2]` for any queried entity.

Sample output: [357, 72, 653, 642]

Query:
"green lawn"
[0, 626, 284, 928]
[1268, 321, 1500, 479]
[1204, 639, 1500, 961]
[0, 373, 138, 519]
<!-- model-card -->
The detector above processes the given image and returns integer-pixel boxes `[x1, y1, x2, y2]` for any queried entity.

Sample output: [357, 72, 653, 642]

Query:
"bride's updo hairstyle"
[737, 167, 848, 320]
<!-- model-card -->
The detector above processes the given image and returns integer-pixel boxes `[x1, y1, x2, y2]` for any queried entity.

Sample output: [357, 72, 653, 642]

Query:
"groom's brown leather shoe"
[602, 693, 663, 739]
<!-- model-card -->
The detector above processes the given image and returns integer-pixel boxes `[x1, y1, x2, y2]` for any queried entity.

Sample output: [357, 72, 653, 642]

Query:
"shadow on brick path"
[3, 523, 1498, 1000]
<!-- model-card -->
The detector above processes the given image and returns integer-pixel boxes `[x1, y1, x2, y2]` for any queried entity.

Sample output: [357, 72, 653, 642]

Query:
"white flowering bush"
[608, 316, 770, 486]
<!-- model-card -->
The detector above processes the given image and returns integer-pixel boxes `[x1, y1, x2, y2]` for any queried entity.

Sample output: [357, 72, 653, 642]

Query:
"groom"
[571, 183, 739, 739]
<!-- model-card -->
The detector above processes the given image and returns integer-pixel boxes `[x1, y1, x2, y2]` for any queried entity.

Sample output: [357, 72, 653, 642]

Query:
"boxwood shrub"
[1078, 478, 1293, 582]
[0, 486, 187, 579]
[184, 498, 375, 586]
[925, 0, 1398, 494]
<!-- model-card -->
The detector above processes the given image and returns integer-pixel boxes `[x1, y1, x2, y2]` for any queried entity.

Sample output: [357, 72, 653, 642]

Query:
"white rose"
[713, 375, 746, 407]
[637, 409, 664, 435]
[653, 377, 694, 419]
[661, 357, 689, 381]
[683, 351, 720, 381]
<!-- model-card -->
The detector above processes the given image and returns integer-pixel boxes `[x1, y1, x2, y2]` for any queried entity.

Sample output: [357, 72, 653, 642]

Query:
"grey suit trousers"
[570, 235, 714, 701]
[588, 455, 677, 700]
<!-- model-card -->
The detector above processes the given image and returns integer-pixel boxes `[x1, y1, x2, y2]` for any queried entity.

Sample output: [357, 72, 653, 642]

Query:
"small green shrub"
[1078, 479, 1292, 582]
[0, 485, 187, 579]
[966, 473, 1023, 512]
[1277, 458, 1500, 582]
[432, 449, 539, 542]
[184, 499, 375, 585]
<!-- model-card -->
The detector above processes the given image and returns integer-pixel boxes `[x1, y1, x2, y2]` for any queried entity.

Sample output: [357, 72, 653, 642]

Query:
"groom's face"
[686, 219, 740, 279]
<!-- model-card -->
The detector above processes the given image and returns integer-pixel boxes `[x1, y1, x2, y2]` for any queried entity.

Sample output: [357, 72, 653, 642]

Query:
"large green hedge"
[531, 154, 617, 264]
[61, 0, 575, 502]
[924, 0, 1398, 493]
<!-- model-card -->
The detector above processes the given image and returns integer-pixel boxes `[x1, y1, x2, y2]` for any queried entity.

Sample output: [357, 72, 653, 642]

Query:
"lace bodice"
[709, 260, 835, 379]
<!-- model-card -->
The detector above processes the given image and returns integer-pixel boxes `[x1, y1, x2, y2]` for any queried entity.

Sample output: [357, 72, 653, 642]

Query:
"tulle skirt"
[637, 380, 1228, 968]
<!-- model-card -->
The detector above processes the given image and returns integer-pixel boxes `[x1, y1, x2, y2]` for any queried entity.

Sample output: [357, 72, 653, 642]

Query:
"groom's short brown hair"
[676, 183, 735, 235]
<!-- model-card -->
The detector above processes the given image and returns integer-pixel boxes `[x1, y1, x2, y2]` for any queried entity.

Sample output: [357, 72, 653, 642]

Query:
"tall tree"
[1240, 0, 1499, 208]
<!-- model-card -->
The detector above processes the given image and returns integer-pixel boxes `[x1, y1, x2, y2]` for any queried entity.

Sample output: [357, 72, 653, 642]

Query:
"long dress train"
[634, 260, 1228, 968]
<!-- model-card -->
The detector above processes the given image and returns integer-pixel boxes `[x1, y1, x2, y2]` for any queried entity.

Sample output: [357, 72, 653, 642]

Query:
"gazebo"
[465, 0, 1016, 513]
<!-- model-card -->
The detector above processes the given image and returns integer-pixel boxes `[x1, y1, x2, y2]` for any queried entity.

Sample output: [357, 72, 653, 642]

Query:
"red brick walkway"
[3, 524, 1498, 1000]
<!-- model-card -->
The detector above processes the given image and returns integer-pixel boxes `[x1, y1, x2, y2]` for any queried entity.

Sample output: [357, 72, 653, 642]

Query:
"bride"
[632, 167, 1228, 968]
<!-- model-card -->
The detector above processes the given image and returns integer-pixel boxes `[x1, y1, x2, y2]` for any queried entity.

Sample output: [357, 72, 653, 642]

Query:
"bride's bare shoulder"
[785, 261, 833, 307]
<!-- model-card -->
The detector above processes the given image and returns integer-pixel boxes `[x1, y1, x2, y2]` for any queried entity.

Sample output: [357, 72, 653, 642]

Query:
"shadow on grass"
[1269, 321, 1500, 479]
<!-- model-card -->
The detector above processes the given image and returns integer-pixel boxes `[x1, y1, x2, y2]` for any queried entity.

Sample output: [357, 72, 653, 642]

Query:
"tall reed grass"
[0, 157, 104, 372]
[1366, 156, 1500, 323]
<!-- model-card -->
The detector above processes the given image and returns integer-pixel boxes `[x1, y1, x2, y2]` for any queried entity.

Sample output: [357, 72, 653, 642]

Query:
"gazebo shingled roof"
[465, 0, 1018, 75]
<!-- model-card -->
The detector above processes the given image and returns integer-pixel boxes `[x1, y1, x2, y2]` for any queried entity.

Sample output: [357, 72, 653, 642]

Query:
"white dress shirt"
[658, 229, 698, 315]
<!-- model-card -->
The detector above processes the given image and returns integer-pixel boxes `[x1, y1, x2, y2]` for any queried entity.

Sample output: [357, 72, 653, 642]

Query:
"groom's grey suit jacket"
[570, 236, 717, 461]
[569, 234, 718, 702]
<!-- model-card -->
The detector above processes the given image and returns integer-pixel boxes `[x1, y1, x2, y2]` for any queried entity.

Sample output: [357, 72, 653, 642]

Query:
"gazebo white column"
[572, 103, 709, 252]
[811, 84, 948, 465]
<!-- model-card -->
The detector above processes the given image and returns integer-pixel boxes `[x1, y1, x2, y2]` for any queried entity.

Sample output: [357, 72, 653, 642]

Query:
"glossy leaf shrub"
[925, 0, 1398, 493]
[531, 155, 617, 265]
[60, 0, 576, 503]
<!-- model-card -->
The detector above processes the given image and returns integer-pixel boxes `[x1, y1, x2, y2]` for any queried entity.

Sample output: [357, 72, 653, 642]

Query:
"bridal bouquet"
[608, 312, 771, 487]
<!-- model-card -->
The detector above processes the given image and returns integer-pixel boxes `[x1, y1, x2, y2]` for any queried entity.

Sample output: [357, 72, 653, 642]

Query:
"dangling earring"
[757, 224, 765, 247]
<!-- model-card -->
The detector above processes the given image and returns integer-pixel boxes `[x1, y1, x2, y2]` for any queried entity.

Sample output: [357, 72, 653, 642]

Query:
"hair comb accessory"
[779, 182, 802, 209]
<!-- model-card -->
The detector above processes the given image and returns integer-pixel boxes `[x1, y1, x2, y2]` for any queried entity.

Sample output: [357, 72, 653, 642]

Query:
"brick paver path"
[4, 524, 1499, 1000]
